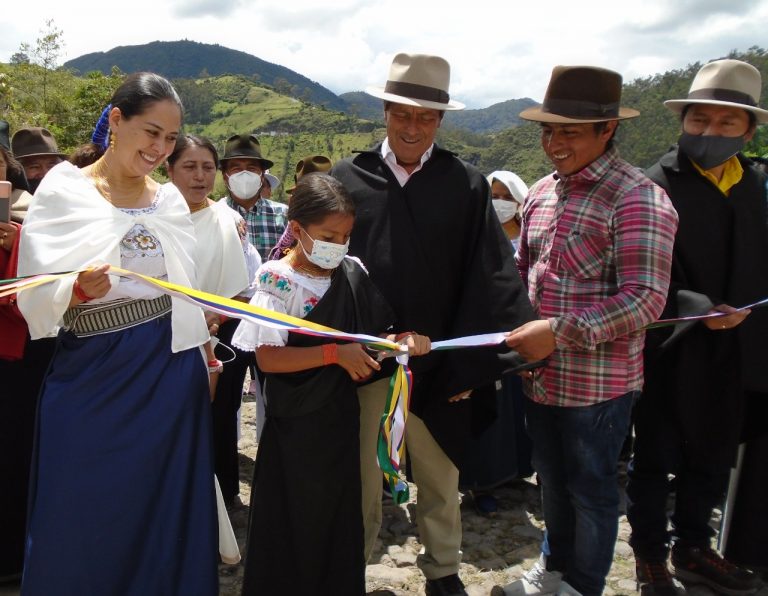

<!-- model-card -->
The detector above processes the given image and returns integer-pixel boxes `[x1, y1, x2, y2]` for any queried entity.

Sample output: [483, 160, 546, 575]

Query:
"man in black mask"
[627, 59, 767, 596]
[10, 128, 64, 195]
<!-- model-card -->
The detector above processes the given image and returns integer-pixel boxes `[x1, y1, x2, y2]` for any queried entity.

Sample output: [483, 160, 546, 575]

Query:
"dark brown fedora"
[520, 66, 639, 124]
[11, 127, 66, 159]
[220, 134, 274, 169]
[287, 154, 333, 193]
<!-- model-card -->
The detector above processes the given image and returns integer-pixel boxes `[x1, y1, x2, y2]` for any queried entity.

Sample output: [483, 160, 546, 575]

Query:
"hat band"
[543, 97, 620, 119]
[687, 87, 757, 107]
[384, 81, 450, 104]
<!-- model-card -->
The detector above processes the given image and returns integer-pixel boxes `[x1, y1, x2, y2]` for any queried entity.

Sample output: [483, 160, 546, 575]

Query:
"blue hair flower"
[91, 104, 112, 150]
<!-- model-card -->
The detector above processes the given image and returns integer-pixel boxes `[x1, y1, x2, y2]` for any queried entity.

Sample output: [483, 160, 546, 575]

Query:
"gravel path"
[220, 393, 638, 595]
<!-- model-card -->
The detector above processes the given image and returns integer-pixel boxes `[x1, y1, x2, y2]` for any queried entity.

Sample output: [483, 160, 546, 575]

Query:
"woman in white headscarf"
[488, 170, 528, 249]
[459, 169, 533, 517]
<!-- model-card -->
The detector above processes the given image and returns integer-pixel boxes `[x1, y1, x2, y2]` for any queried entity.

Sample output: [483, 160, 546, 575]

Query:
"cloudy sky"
[2, 0, 767, 109]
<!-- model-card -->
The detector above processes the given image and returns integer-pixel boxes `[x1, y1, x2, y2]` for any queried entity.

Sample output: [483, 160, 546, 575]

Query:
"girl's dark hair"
[287, 173, 355, 228]
[68, 143, 103, 168]
[167, 134, 219, 169]
[0, 145, 30, 192]
[110, 72, 184, 120]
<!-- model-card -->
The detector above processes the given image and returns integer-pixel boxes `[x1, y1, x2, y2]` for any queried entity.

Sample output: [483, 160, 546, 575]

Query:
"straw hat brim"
[519, 106, 640, 124]
[264, 173, 280, 189]
[365, 86, 465, 111]
[664, 99, 768, 124]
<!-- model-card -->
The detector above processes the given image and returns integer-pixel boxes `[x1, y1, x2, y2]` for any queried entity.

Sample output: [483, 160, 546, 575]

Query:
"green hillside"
[63, 40, 346, 111]
[174, 75, 382, 201]
[4, 30, 767, 198]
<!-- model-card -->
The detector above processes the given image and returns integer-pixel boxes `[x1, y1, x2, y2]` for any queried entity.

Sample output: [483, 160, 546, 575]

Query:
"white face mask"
[298, 228, 349, 269]
[492, 199, 520, 224]
[228, 171, 262, 200]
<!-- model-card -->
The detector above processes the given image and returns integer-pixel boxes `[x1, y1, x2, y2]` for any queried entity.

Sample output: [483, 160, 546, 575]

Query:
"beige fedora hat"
[664, 59, 768, 123]
[520, 66, 639, 124]
[366, 53, 465, 111]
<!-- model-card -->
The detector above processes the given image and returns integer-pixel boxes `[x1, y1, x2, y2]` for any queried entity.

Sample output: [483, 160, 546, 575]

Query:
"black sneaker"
[425, 573, 468, 596]
[635, 557, 686, 596]
[672, 546, 761, 595]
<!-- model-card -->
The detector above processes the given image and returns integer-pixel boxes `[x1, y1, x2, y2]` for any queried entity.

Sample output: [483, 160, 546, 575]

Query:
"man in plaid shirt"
[221, 134, 287, 260]
[498, 67, 678, 596]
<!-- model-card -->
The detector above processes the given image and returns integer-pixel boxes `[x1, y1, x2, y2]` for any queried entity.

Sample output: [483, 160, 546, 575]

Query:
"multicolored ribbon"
[8, 268, 768, 504]
[2, 268, 444, 503]
[376, 352, 413, 504]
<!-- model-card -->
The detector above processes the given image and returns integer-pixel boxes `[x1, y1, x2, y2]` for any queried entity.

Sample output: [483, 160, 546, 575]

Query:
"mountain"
[443, 98, 539, 133]
[339, 91, 383, 121]
[63, 40, 347, 111]
[339, 93, 539, 133]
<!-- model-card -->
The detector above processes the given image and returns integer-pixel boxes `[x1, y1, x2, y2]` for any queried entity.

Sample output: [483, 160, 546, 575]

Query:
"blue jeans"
[525, 392, 635, 596]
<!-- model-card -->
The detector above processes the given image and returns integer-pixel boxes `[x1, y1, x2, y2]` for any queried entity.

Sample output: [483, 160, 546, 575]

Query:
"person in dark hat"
[627, 59, 768, 595]
[10, 127, 65, 194]
[496, 66, 678, 596]
[220, 134, 286, 260]
[266, 155, 334, 261]
[331, 53, 535, 596]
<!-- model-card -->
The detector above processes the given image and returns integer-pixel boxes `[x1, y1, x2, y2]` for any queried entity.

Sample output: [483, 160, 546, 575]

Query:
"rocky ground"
[216, 391, 768, 596]
[2, 386, 764, 596]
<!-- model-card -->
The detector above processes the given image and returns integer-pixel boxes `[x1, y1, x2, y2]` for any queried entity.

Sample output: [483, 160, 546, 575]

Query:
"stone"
[391, 551, 418, 567]
[365, 564, 413, 586]
[511, 524, 543, 540]
[617, 579, 638, 591]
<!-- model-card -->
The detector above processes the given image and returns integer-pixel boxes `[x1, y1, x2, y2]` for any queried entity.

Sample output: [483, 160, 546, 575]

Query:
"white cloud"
[3, 0, 768, 108]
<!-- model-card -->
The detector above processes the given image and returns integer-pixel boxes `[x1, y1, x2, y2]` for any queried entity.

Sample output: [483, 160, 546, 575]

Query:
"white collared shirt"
[380, 137, 434, 187]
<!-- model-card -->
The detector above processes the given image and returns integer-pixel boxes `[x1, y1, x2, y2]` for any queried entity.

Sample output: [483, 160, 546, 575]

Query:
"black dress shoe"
[425, 573, 468, 596]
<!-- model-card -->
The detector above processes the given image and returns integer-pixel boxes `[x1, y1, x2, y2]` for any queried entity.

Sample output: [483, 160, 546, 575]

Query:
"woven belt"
[63, 295, 172, 337]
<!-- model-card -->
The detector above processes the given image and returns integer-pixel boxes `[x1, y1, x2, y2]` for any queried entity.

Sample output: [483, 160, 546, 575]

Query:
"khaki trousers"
[358, 378, 462, 579]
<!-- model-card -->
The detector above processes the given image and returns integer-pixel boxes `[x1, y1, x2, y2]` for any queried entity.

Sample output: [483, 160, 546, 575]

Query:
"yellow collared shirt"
[692, 155, 743, 196]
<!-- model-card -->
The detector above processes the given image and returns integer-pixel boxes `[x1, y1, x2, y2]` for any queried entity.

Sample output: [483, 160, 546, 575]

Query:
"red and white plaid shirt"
[517, 147, 678, 407]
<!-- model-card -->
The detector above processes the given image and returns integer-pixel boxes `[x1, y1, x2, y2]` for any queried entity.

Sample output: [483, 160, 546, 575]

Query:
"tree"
[18, 19, 66, 114]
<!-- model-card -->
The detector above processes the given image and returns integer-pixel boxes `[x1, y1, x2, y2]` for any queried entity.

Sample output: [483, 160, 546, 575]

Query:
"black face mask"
[27, 177, 42, 194]
[678, 132, 745, 170]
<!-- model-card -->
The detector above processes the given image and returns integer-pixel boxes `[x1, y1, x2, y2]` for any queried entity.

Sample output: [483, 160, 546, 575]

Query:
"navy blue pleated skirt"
[21, 316, 218, 596]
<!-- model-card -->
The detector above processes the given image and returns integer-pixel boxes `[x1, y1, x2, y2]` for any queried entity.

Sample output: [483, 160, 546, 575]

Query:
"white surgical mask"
[492, 199, 520, 224]
[228, 171, 263, 200]
[298, 228, 348, 269]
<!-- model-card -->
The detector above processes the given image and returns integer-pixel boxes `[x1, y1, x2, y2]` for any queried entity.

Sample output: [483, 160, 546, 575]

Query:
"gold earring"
[110, 132, 116, 150]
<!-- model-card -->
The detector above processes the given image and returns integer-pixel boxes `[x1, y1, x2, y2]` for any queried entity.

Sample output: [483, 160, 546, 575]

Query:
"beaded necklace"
[188, 200, 210, 213]
[90, 158, 149, 208]
[286, 247, 332, 278]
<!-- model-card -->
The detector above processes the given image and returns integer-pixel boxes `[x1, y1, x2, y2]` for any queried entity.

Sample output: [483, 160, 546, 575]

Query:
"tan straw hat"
[520, 66, 639, 124]
[664, 59, 768, 123]
[366, 53, 465, 111]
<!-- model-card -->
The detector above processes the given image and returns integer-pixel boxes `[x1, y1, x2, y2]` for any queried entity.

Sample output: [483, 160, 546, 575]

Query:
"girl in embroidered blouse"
[232, 173, 429, 595]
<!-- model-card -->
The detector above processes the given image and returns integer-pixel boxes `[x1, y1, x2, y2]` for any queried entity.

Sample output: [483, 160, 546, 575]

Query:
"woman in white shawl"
[17, 73, 218, 595]
[166, 133, 255, 518]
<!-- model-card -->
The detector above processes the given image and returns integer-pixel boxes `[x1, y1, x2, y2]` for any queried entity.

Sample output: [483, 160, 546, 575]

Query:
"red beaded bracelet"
[322, 343, 338, 365]
[394, 331, 416, 343]
[207, 359, 223, 373]
[73, 280, 93, 303]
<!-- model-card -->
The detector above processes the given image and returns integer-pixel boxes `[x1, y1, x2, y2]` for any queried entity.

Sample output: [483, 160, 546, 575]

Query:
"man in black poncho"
[331, 53, 535, 596]
[627, 59, 768, 595]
